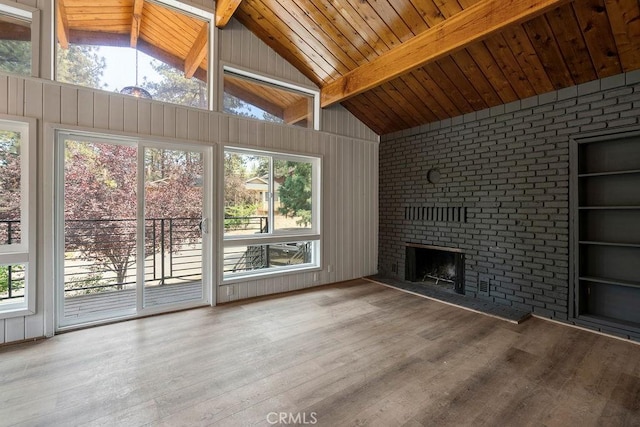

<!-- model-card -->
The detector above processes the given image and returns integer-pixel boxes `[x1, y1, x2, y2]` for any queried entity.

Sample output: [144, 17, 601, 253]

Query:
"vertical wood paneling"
[93, 92, 109, 129]
[123, 98, 138, 133]
[0, 320, 5, 343]
[0, 76, 7, 114]
[24, 80, 43, 118]
[61, 86, 78, 125]
[137, 101, 151, 135]
[77, 89, 94, 127]
[151, 104, 164, 136]
[42, 83, 60, 123]
[8, 77, 24, 116]
[163, 105, 176, 138]
[109, 96, 124, 131]
[176, 108, 188, 139]
[5, 317, 25, 342]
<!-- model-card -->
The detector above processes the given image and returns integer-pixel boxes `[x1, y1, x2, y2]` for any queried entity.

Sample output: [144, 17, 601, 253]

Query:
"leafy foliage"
[142, 61, 207, 108]
[57, 45, 106, 90]
[0, 40, 31, 75]
[277, 161, 312, 226]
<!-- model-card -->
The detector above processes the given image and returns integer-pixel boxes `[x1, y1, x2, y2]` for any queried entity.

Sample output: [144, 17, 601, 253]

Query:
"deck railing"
[0, 220, 23, 301]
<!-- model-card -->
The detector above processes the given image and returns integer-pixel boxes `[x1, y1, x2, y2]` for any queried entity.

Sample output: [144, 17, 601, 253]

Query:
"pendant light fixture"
[120, 47, 152, 99]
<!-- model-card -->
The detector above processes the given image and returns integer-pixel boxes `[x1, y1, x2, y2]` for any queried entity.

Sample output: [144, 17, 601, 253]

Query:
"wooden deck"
[1, 279, 639, 426]
[63, 281, 203, 319]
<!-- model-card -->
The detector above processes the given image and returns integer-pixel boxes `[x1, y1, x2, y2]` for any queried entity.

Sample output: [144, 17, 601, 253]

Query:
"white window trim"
[223, 146, 322, 281]
[0, 0, 40, 78]
[222, 64, 321, 131]
[0, 115, 37, 318]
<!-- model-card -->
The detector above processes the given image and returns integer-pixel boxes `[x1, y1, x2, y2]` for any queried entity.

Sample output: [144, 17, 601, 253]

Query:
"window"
[223, 67, 320, 130]
[55, 0, 212, 109]
[224, 148, 320, 279]
[0, 117, 35, 317]
[0, 1, 39, 77]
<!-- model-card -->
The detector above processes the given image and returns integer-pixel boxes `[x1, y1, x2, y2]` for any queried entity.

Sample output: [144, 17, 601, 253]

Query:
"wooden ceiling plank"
[369, 85, 415, 130]
[437, 55, 488, 110]
[325, 0, 391, 54]
[283, 97, 311, 124]
[234, 7, 329, 85]
[130, 0, 144, 48]
[605, 0, 640, 71]
[464, 43, 519, 104]
[401, 74, 450, 121]
[269, 0, 361, 71]
[501, 25, 555, 94]
[57, 0, 70, 49]
[423, 63, 475, 115]
[523, 16, 575, 89]
[297, 0, 375, 65]
[408, 0, 447, 27]
[392, 77, 439, 123]
[342, 97, 389, 135]
[384, 0, 429, 36]
[0, 22, 30, 41]
[184, 23, 209, 78]
[546, 4, 598, 84]
[450, 50, 503, 107]
[346, 0, 404, 48]
[411, 68, 462, 118]
[382, 79, 436, 125]
[573, 0, 623, 78]
[483, 35, 538, 99]
[225, 78, 284, 118]
[239, 1, 338, 81]
[216, 0, 242, 28]
[321, 0, 572, 107]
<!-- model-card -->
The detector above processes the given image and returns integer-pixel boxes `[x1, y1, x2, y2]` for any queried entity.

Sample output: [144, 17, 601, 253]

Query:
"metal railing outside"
[0, 220, 24, 301]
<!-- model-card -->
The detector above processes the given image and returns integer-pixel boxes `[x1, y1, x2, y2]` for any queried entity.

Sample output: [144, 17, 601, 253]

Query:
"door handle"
[198, 218, 208, 234]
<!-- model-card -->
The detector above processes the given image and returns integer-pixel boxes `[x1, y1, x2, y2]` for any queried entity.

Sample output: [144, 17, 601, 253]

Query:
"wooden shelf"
[579, 241, 640, 248]
[578, 169, 640, 178]
[578, 206, 640, 210]
[579, 276, 640, 290]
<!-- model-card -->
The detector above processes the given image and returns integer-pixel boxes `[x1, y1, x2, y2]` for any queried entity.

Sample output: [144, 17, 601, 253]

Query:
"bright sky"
[98, 46, 160, 91]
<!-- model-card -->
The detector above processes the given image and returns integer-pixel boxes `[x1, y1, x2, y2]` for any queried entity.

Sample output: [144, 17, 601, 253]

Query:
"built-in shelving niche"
[573, 132, 640, 339]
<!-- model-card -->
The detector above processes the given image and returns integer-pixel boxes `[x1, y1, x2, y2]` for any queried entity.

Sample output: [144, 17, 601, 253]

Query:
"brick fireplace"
[378, 71, 640, 323]
[405, 243, 465, 294]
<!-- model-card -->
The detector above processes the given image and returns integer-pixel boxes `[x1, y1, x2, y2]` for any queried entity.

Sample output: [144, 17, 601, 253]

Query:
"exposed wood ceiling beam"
[215, 0, 242, 28]
[184, 23, 209, 79]
[320, 0, 573, 107]
[56, 0, 70, 49]
[224, 79, 284, 119]
[283, 98, 311, 125]
[130, 0, 145, 48]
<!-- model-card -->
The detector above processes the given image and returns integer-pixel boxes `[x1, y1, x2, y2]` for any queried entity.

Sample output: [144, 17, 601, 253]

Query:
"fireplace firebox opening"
[406, 243, 465, 294]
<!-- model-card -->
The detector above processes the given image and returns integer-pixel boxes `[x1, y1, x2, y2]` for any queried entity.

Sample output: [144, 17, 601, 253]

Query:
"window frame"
[0, 0, 40, 78]
[0, 115, 36, 318]
[221, 65, 321, 131]
[223, 146, 321, 281]
[53, 0, 214, 110]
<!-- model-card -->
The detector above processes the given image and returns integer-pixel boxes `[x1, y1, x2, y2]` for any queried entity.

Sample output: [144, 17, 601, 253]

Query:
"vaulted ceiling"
[51, 0, 640, 136]
[235, 0, 640, 135]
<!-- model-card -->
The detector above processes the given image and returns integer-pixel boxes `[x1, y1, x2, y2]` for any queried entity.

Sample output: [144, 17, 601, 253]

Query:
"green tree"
[277, 161, 312, 226]
[57, 45, 107, 90]
[0, 40, 31, 75]
[142, 61, 207, 108]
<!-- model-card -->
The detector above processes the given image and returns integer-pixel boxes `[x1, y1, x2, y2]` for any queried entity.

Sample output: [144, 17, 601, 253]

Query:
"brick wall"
[379, 71, 640, 320]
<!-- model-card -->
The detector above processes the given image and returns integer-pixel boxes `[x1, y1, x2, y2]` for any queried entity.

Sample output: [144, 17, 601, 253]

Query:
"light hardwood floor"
[1, 279, 639, 426]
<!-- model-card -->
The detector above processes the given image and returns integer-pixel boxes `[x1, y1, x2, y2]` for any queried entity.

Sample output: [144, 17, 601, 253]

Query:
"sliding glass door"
[56, 133, 210, 328]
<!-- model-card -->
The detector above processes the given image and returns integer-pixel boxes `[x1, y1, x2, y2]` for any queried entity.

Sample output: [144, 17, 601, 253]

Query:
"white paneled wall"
[0, 74, 379, 343]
